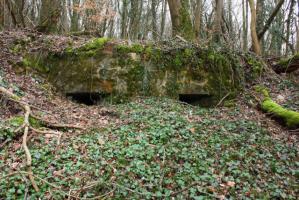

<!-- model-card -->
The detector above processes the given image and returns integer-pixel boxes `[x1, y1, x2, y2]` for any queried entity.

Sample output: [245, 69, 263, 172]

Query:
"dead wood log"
[272, 54, 299, 73]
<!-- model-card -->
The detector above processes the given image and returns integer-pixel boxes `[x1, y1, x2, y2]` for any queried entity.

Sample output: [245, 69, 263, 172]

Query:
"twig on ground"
[215, 92, 231, 108]
[31, 114, 85, 130]
[0, 139, 10, 149]
[175, 35, 188, 43]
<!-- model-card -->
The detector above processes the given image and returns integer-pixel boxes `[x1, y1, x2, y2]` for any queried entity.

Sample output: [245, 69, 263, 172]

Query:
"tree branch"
[257, 0, 285, 40]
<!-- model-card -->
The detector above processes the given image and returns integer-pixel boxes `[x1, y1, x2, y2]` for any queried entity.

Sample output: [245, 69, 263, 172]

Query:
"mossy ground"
[65, 37, 109, 57]
[1, 98, 298, 199]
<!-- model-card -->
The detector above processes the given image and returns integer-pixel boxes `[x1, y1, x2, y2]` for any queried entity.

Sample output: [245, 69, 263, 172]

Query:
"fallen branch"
[0, 86, 84, 191]
[31, 114, 85, 130]
[0, 86, 39, 192]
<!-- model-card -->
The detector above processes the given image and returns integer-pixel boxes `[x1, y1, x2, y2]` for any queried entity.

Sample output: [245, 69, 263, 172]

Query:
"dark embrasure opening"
[179, 94, 214, 106]
[66, 92, 106, 105]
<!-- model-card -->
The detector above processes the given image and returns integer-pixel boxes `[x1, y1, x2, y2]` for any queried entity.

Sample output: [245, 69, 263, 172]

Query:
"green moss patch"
[116, 44, 144, 54]
[65, 37, 109, 56]
[262, 98, 299, 128]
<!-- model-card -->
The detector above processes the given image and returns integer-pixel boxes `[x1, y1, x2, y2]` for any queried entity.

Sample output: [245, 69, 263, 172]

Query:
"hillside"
[0, 30, 298, 199]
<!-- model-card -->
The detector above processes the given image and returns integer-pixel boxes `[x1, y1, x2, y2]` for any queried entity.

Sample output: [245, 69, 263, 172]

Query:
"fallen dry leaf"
[189, 127, 196, 133]
[226, 181, 236, 187]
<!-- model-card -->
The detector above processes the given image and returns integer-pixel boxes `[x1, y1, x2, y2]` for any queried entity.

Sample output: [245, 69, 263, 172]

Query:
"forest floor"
[0, 30, 298, 199]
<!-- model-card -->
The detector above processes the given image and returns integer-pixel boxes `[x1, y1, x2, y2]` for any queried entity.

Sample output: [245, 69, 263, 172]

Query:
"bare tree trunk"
[71, 0, 80, 32]
[60, 0, 69, 33]
[256, 0, 265, 51]
[128, 0, 143, 40]
[4, 0, 18, 27]
[256, 0, 265, 32]
[257, 0, 285, 40]
[242, 0, 248, 51]
[286, 0, 295, 55]
[0, 0, 4, 29]
[37, 0, 61, 33]
[121, 0, 128, 39]
[160, 0, 167, 38]
[214, 0, 223, 43]
[227, 0, 233, 34]
[194, 0, 202, 40]
[167, 0, 194, 40]
[167, 0, 181, 36]
[248, 0, 262, 55]
[15, 0, 25, 27]
[151, 0, 158, 40]
[296, 0, 299, 53]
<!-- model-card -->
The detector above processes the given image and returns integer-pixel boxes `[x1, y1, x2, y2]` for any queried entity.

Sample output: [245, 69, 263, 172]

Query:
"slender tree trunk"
[257, 0, 285, 40]
[296, 19, 299, 52]
[256, 0, 265, 31]
[256, 0, 265, 51]
[242, 0, 248, 51]
[121, 0, 128, 39]
[296, 1, 299, 52]
[194, 0, 202, 40]
[71, 0, 80, 32]
[128, 0, 143, 40]
[151, 0, 158, 40]
[160, 0, 167, 38]
[227, 0, 233, 35]
[16, 0, 25, 27]
[286, 0, 295, 55]
[248, 0, 262, 55]
[214, 0, 223, 43]
[60, 0, 69, 33]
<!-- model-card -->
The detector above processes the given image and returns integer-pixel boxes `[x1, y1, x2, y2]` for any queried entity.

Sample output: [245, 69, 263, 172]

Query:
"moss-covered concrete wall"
[25, 38, 258, 104]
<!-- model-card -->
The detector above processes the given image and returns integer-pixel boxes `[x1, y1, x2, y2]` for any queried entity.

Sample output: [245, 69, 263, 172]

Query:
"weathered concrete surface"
[27, 38, 252, 104]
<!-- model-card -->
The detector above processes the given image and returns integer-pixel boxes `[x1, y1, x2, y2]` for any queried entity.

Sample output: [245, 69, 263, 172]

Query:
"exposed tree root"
[0, 86, 84, 192]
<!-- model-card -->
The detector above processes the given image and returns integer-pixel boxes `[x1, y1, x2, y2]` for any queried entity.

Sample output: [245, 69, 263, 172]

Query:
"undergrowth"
[0, 98, 298, 199]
